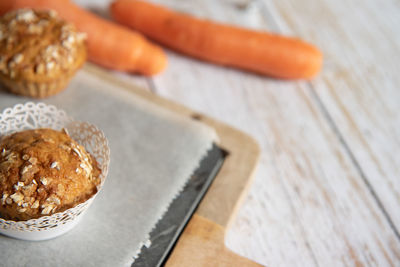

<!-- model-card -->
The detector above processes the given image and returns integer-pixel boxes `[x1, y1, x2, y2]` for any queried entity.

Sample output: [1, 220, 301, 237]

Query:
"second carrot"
[110, 0, 323, 79]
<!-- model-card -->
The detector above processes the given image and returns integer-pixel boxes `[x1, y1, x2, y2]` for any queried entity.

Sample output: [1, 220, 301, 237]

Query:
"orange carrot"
[0, 0, 167, 75]
[110, 0, 322, 79]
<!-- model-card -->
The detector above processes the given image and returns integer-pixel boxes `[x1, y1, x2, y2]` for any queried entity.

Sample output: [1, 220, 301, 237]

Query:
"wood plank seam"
[263, 0, 400, 243]
[254, 2, 331, 264]
[256, 0, 400, 262]
[307, 83, 400, 241]
[259, 0, 400, 242]
[135, 1, 400, 264]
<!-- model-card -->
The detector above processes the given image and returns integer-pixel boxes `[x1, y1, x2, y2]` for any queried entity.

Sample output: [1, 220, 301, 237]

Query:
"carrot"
[110, 0, 322, 79]
[0, 0, 167, 75]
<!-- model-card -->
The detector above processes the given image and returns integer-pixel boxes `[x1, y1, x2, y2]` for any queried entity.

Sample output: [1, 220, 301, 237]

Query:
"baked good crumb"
[0, 9, 87, 98]
[0, 128, 100, 221]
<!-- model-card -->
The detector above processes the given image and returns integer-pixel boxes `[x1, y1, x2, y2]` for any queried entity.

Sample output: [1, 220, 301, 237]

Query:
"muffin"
[0, 9, 87, 98]
[0, 128, 101, 221]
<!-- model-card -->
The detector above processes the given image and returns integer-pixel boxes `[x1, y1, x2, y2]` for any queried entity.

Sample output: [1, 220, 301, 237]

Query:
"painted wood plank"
[152, 51, 400, 266]
[265, 0, 400, 236]
[71, 0, 400, 265]
[143, 0, 400, 266]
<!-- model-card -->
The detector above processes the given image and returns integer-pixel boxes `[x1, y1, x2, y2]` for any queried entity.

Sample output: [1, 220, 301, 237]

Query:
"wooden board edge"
[195, 116, 260, 229]
[84, 64, 261, 266]
[166, 214, 263, 267]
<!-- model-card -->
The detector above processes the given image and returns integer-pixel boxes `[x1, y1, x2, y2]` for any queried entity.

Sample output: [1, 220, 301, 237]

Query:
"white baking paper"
[0, 66, 217, 267]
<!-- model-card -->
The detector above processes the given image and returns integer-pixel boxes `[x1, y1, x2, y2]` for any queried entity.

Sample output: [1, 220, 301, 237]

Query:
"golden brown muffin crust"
[0, 9, 87, 82]
[0, 128, 101, 221]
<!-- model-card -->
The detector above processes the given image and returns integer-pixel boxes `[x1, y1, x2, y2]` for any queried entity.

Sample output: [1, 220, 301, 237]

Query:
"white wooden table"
[80, 0, 400, 265]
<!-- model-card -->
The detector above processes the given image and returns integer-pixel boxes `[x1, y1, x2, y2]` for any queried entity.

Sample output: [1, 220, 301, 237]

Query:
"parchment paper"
[0, 67, 218, 267]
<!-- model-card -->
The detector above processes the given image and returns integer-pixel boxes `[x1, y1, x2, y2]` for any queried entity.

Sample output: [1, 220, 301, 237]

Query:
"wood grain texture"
[153, 51, 400, 266]
[266, 0, 400, 228]
[192, 113, 260, 229]
[143, 0, 400, 266]
[77, 0, 400, 266]
[84, 64, 261, 266]
[166, 214, 262, 267]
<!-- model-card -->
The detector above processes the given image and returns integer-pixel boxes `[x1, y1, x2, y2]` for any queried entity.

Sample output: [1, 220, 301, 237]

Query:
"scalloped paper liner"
[0, 102, 110, 241]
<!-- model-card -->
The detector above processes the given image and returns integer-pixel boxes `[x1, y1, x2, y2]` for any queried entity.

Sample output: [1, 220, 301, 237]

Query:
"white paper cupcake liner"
[0, 102, 110, 241]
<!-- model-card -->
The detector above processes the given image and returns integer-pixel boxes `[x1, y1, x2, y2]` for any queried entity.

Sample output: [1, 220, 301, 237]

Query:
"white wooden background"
[79, 0, 400, 266]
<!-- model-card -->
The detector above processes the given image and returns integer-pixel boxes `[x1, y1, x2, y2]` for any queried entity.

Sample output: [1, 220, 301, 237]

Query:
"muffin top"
[0, 128, 101, 221]
[0, 9, 87, 82]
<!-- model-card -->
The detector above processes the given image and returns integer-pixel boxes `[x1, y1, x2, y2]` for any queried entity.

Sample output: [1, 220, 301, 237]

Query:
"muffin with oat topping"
[0, 9, 87, 98]
[0, 128, 101, 221]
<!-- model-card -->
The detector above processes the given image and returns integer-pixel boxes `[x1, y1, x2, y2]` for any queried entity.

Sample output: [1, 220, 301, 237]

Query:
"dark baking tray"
[132, 144, 226, 267]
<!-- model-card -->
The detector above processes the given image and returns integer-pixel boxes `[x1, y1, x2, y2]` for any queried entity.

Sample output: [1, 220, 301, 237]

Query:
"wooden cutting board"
[86, 65, 262, 266]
